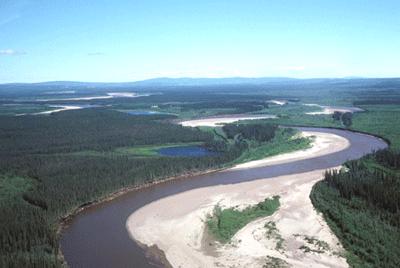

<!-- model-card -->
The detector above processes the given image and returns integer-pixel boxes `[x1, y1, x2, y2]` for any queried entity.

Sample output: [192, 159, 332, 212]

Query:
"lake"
[157, 145, 217, 157]
[123, 110, 171, 116]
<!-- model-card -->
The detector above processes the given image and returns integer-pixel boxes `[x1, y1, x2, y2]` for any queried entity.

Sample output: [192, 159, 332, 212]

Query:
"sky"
[0, 0, 399, 83]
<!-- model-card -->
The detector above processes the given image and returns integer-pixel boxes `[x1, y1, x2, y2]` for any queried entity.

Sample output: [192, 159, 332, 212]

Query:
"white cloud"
[0, 49, 26, 55]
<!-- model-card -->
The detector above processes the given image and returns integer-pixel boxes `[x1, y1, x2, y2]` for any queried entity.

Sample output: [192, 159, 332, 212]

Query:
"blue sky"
[0, 0, 399, 83]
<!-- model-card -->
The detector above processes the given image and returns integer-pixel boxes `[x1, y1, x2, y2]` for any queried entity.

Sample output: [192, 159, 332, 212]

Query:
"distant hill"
[1, 77, 298, 88]
[0, 77, 399, 96]
[130, 77, 298, 86]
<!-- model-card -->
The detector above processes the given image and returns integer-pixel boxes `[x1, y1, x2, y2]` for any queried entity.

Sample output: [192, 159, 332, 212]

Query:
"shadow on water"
[60, 127, 387, 268]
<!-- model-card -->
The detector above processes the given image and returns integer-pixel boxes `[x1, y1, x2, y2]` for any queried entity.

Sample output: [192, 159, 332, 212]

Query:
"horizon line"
[2, 76, 400, 85]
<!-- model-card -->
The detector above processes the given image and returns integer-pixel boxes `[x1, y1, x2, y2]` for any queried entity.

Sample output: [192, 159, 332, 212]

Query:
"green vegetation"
[310, 151, 400, 268]
[269, 114, 339, 128]
[200, 123, 312, 165]
[207, 196, 280, 242]
[222, 123, 278, 141]
[105, 92, 275, 119]
[264, 221, 284, 251]
[233, 128, 312, 164]
[0, 109, 245, 267]
[352, 105, 400, 149]
[0, 106, 307, 267]
[0, 109, 212, 154]
[71, 142, 203, 157]
[0, 104, 50, 116]
[263, 256, 290, 268]
[294, 234, 330, 254]
[333, 111, 353, 127]
[0, 175, 33, 203]
[1, 79, 400, 267]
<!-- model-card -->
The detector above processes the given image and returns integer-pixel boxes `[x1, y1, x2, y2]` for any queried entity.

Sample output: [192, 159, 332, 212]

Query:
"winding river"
[60, 127, 387, 268]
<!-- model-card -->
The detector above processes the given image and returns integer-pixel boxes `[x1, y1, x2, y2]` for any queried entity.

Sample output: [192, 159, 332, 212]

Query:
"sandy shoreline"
[304, 104, 364, 115]
[126, 131, 350, 268]
[180, 114, 276, 127]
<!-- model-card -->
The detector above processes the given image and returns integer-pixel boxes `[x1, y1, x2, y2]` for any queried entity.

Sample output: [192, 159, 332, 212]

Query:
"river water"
[60, 127, 387, 268]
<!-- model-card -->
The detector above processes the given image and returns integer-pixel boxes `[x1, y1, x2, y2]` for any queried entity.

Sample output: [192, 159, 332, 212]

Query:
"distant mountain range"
[2, 77, 299, 88]
[1, 77, 399, 93]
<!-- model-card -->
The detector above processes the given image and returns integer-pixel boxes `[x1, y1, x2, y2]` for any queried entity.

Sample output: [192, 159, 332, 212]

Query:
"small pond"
[157, 146, 217, 157]
[123, 110, 170, 116]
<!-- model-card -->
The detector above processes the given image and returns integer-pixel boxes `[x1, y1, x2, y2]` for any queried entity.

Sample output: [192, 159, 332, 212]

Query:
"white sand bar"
[36, 92, 149, 101]
[180, 115, 276, 127]
[304, 104, 364, 115]
[127, 131, 350, 268]
[34, 105, 84, 115]
[268, 100, 288, 105]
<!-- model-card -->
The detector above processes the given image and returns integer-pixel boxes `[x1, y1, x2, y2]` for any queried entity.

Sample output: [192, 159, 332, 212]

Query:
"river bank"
[126, 131, 350, 267]
[60, 127, 387, 268]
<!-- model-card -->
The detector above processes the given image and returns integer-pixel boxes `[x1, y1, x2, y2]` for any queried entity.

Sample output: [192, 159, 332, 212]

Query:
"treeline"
[352, 88, 400, 106]
[374, 149, 400, 169]
[332, 111, 352, 127]
[0, 109, 246, 267]
[178, 100, 268, 114]
[311, 149, 400, 267]
[354, 99, 400, 105]
[222, 123, 278, 142]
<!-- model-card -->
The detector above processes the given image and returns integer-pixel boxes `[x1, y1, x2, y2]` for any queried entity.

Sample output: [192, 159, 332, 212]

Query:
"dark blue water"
[158, 146, 217, 157]
[124, 110, 168, 115]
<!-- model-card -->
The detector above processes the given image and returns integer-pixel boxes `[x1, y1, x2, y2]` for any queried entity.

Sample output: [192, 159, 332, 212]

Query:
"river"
[60, 127, 387, 268]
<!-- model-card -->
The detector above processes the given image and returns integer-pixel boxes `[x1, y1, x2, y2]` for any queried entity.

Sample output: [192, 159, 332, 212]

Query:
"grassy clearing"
[233, 128, 312, 164]
[115, 142, 203, 156]
[207, 196, 280, 243]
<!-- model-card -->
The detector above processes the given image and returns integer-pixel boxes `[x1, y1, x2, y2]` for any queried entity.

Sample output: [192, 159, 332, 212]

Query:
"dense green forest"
[222, 124, 278, 142]
[308, 86, 400, 267]
[0, 109, 248, 267]
[311, 150, 400, 268]
[1, 80, 399, 267]
[0, 108, 303, 267]
[0, 109, 211, 155]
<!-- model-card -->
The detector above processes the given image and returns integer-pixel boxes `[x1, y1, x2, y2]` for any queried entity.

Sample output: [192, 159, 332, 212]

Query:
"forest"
[0, 103, 310, 267]
[222, 124, 278, 142]
[0, 108, 248, 267]
[1, 80, 400, 267]
[311, 150, 400, 267]
[308, 84, 400, 267]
